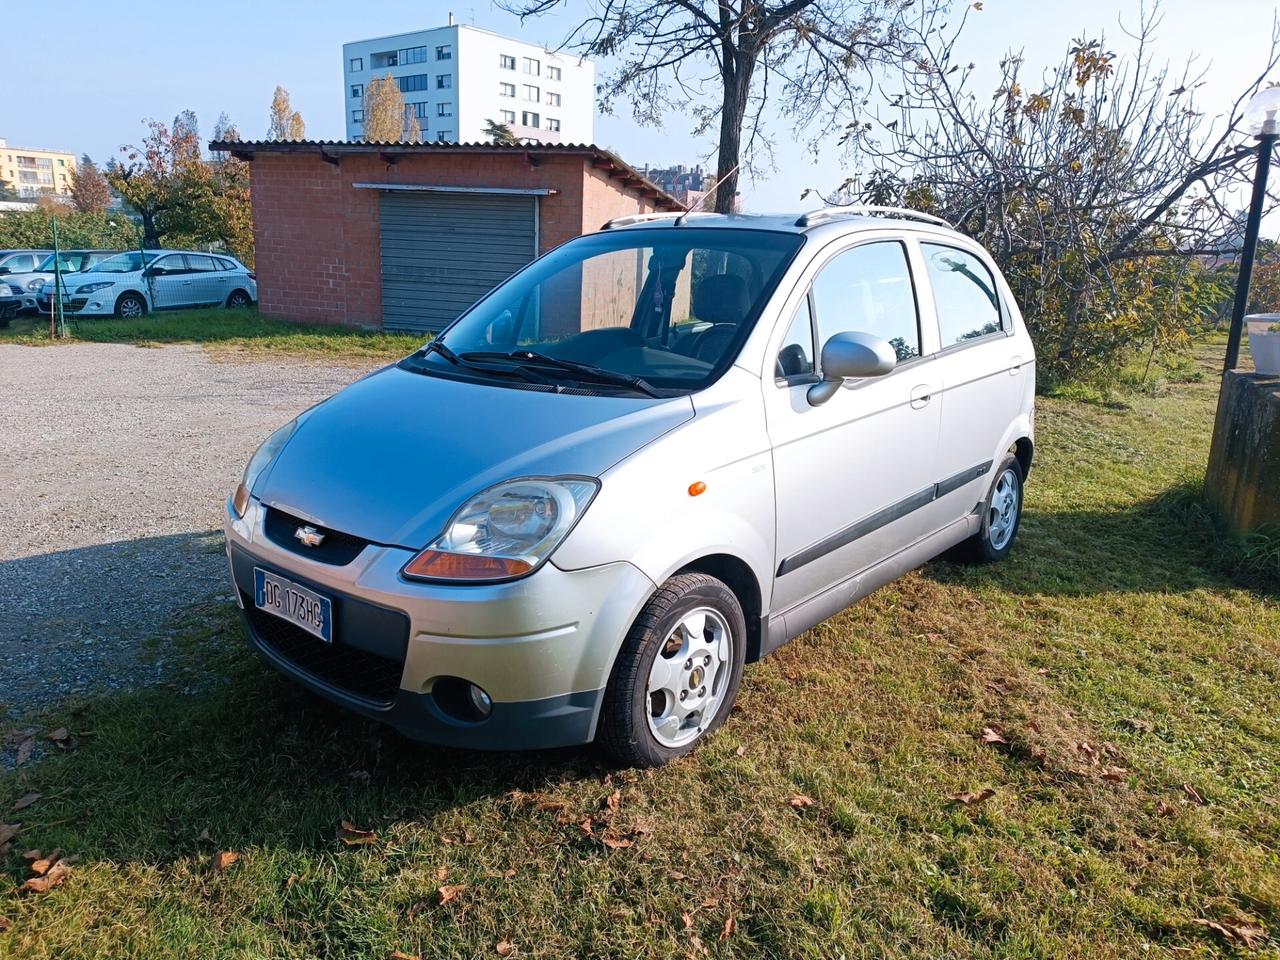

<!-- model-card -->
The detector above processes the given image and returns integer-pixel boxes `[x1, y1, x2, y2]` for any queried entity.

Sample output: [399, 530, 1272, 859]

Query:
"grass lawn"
[0, 308, 424, 362]
[2, 340, 1278, 958]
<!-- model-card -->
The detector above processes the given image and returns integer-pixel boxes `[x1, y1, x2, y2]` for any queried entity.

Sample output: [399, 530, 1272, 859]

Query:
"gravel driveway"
[0, 343, 382, 717]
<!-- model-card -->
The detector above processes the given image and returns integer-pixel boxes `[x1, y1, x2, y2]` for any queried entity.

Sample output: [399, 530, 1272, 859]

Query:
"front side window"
[413, 228, 804, 395]
[811, 241, 920, 363]
[921, 243, 1004, 346]
[150, 255, 186, 276]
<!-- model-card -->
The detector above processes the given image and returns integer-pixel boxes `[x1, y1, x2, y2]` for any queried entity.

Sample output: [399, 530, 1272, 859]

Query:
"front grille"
[245, 599, 405, 705]
[263, 506, 371, 566]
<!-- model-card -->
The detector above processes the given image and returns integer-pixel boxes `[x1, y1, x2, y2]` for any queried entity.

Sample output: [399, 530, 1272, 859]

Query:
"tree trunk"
[714, 49, 755, 215]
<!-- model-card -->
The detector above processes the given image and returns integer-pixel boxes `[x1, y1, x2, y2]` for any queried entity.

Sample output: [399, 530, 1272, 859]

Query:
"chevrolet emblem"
[294, 525, 326, 548]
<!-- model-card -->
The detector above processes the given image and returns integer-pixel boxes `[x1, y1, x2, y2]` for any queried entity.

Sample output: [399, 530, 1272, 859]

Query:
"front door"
[764, 238, 942, 615]
[147, 254, 193, 309]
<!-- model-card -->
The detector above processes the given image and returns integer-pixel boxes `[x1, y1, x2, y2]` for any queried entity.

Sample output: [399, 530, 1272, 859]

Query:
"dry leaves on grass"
[496, 940, 514, 956]
[1183, 783, 1206, 805]
[949, 788, 996, 807]
[1100, 766, 1130, 783]
[0, 823, 20, 847]
[29, 849, 61, 876]
[721, 915, 736, 941]
[0, 916, 11, 932]
[604, 789, 622, 814]
[389, 951, 420, 960]
[47, 728, 71, 746]
[15, 738, 34, 766]
[600, 834, 634, 850]
[12, 793, 40, 812]
[337, 819, 377, 846]
[979, 725, 1008, 745]
[438, 884, 468, 907]
[20, 856, 72, 894]
[789, 794, 815, 809]
[1191, 917, 1266, 950]
[213, 851, 241, 872]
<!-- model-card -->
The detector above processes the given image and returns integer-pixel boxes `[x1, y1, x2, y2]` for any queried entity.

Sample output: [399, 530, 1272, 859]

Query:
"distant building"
[0, 138, 76, 198]
[342, 18, 595, 144]
[642, 162, 740, 212]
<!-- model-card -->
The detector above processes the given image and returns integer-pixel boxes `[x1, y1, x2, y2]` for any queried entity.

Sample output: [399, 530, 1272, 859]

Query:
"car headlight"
[403, 477, 599, 582]
[76, 281, 113, 294]
[26, 278, 45, 291]
[231, 418, 302, 518]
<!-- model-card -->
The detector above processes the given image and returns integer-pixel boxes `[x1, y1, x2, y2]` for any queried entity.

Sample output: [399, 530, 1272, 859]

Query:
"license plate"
[254, 567, 333, 643]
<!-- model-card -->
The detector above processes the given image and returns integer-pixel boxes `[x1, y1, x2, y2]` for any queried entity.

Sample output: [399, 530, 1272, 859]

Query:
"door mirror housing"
[807, 331, 897, 405]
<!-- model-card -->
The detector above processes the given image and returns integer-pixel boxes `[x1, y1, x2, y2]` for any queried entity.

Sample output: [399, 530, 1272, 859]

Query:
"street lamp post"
[1224, 87, 1280, 372]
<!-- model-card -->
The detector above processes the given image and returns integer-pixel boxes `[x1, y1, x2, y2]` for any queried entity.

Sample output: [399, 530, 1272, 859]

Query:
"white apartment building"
[342, 21, 595, 144]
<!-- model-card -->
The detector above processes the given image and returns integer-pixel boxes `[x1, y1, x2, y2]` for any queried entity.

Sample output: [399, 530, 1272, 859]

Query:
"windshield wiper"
[420, 339, 552, 386]
[459, 350, 661, 398]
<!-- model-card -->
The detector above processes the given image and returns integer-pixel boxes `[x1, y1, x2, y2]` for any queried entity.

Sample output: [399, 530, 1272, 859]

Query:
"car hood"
[255, 364, 694, 549]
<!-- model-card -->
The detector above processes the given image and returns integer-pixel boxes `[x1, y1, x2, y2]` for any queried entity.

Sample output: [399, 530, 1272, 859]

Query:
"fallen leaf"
[721, 915, 736, 941]
[986, 678, 1008, 696]
[949, 788, 996, 806]
[1182, 783, 1206, 805]
[20, 860, 70, 894]
[30, 850, 61, 876]
[670, 870, 688, 880]
[503, 868, 516, 878]
[496, 940, 514, 956]
[605, 789, 622, 813]
[46, 728, 70, 744]
[1191, 917, 1266, 950]
[435, 865, 449, 882]
[389, 951, 420, 960]
[12, 793, 40, 812]
[980, 726, 1008, 745]
[337, 820, 377, 846]
[601, 834, 634, 850]
[438, 884, 467, 906]
[1076, 742, 1099, 765]
[0, 824, 20, 846]
[15, 738, 33, 766]
[213, 851, 240, 871]
[21, 849, 40, 861]
[1100, 766, 1130, 783]
[789, 794, 815, 809]
[735, 745, 747, 757]
[1155, 800, 1175, 817]
[1035, 667, 1049, 675]
[682, 912, 694, 930]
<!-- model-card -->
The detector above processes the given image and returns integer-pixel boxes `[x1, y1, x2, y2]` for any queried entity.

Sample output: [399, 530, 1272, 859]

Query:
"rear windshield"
[415, 228, 804, 395]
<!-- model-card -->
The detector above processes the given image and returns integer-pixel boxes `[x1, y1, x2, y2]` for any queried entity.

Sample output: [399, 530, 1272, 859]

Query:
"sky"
[5, 0, 1279, 212]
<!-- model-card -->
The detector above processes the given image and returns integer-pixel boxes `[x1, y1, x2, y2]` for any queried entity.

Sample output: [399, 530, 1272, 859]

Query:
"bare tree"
[268, 86, 306, 141]
[836, 6, 1280, 383]
[502, 0, 944, 213]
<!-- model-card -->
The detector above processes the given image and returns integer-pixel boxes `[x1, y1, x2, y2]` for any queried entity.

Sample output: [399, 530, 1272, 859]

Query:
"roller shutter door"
[379, 191, 537, 332]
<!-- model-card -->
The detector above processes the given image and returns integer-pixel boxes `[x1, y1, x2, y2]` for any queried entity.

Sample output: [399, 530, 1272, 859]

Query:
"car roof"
[599, 207, 961, 238]
[1, 248, 51, 255]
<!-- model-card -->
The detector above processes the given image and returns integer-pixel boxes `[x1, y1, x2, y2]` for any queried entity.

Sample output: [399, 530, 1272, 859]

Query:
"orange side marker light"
[688, 481, 707, 497]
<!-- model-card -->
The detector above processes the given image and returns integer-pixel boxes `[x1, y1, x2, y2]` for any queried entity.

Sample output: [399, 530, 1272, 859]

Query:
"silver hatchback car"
[225, 207, 1035, 767]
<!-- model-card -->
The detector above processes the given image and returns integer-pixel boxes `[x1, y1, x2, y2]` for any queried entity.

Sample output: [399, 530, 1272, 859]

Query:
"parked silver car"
[225, 207, 1036, 766]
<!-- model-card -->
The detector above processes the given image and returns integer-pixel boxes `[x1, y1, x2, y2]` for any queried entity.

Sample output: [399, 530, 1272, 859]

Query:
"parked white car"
[3, 249, 115, 315]
[42, 250, 257, 318]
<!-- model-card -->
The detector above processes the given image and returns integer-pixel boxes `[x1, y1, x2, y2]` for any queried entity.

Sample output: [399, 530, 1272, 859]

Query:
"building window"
[437, 131, 453, 142]
[547, 65, 562, 81]
[436, 44, 452, 60]
[372, 50, 398, 68]
[523, 57, 540, 76]
[546, 117, 560, 132]
[398, 73, 431, 92]
[436, 74, 452, 89]
[352, 109, 364, 122]
[522, 111, 540, 128]
[351, 84, 363, 99]
[545, 91, 561, 107]
[349, 56, 363, 71]
[500, 109, 516, 124]
[500, 54, 516, 70]
[437, 102, 454, 117]
[499, 82, 516, 97]
[523, 84, 539, 102]
[405, 101, 430, 119]
[398, 45, 429, 64]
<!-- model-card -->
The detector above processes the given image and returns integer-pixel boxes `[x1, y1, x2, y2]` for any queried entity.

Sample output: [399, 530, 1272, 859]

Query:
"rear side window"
[216, 257, 237, 270]
[811, 241, 920, 363]
[921, 243, 1004, 346]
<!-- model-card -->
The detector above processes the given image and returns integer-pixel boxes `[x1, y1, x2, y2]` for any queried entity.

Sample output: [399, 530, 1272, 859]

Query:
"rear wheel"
[952, 454, 1024, 563]
[115, 293, 147, 319]
[226, 289, 251, 308]
[597, 573, 745, 768]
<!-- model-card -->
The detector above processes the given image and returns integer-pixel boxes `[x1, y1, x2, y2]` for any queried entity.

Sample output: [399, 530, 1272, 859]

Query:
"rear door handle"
[910, 384, 934, 409]
[1009, 355, 1024, 375]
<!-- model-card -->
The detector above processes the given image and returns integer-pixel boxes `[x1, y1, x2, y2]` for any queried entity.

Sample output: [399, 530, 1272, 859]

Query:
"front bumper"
[0, 297, 21, 322]
[224, 496, 656, 750]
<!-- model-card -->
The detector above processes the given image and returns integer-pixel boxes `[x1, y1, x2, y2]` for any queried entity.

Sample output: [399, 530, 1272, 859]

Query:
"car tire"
[226, 289, 251, 308]
[597, 572, 746, 768]
[951, 454, 1024, 563]
[115, 293, 147, 319]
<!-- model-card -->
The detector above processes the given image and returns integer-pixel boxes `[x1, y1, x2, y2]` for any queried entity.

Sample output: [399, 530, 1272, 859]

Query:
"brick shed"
[208, 140, 683, 332]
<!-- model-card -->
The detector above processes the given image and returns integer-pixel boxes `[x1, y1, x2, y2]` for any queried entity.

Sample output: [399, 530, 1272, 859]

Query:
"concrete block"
[1206, 368, 1280, 534]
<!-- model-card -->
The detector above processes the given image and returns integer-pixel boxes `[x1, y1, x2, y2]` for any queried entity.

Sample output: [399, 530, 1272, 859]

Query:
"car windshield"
[36, 252, 102, 273]
[86, 251, 161, 273]
[412, 228, 804, 395]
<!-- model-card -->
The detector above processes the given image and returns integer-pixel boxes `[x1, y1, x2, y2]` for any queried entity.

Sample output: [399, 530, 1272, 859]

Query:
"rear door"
[915, 240, 1027, 519]
[184, 254, 225, 305]
[763, 237, 943, 615]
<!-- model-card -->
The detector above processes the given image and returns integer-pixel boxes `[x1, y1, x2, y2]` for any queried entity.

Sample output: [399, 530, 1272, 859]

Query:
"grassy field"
[2, 340, 1278, 958]
[0, 308, 424, 362]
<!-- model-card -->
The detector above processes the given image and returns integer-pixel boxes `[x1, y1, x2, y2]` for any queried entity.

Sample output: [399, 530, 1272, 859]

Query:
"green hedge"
[0, 210, 142, 251]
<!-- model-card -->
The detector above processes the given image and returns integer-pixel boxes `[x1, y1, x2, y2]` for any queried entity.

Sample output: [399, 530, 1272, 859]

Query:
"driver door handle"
[910, 384, 934, 409]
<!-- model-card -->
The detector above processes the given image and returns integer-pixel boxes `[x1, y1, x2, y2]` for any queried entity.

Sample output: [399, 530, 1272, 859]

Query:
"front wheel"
[115, 293, 147, 319]
[597, 573, 746, 768]
[952, 454, 1024, 563]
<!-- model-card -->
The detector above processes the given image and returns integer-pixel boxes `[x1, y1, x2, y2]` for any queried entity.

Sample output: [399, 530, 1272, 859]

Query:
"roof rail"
[795, 205, 953, 229]
[601, 211, 683, 229]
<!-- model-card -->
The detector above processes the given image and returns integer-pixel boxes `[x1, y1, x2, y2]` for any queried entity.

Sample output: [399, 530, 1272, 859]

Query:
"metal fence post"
[1224, 132, 1277, 372]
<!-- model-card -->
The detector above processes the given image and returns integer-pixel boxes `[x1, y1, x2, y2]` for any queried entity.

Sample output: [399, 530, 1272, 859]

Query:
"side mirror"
[807, 331, 896, 406]
[143, 267, 160, 277]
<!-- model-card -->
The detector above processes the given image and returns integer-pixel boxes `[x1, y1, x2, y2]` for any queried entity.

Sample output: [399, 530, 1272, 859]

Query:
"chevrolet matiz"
[225, 207, 1035, 767]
